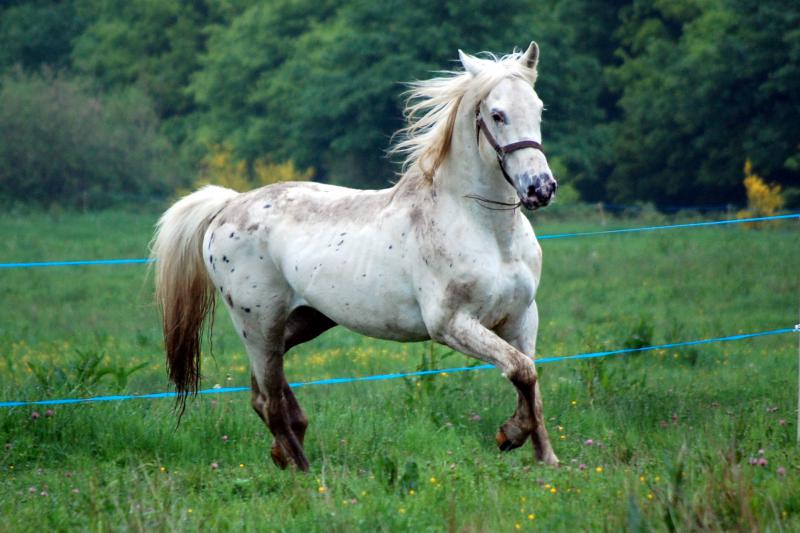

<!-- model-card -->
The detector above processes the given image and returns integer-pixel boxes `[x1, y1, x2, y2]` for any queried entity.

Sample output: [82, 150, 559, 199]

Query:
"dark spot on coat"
[242, 330, 247, 339]
[230, 268, 235, 273]
[263, 203, 272, 208]
[337, 240, 344, 246]
[246, 223, 259, 232]
[388, 245, 393, 250]
[259, 256, 264, 260]
[222, 256, 229, 263]
[229, 232, 235, 238]
[340, 232, 347, 236]
[209, 254, 213, 263]
[241, 307, 251, 313]
[226, 293, 233, 307]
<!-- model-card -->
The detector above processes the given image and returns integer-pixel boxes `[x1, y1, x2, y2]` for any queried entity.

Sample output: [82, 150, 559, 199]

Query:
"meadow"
[0, 205, 798, 531]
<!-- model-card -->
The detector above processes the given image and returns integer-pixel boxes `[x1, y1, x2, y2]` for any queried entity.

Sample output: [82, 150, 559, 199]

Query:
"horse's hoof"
[496, 425, 528, 452]
[541, 452, 560, 466]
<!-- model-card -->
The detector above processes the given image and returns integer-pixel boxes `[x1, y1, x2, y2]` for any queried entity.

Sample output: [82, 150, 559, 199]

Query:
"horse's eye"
[491, 111, 505, 124]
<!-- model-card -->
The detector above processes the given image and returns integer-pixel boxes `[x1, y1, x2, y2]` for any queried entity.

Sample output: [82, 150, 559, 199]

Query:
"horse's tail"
[150, 185, 239, 414]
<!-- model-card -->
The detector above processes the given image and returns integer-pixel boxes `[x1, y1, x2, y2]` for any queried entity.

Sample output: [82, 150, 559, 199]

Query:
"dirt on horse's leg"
[250, 374, 294, 469]
[260, 305, 334, 466]
[248, 334, 309, 472]
[496, 388, 532, 451]
[261, 350, 309, 471]
[496, 303, 559, 464]
[505, 370, 558, 465]
[528, 379, 558, 464]
[266, 380, 309, 469]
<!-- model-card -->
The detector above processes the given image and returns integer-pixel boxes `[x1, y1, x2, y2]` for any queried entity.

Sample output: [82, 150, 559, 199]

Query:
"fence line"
[0, 258, 154, 269]
[537, 212, 800, 240]
[1, 326, 793, 409]
[1, 213, 797, 269]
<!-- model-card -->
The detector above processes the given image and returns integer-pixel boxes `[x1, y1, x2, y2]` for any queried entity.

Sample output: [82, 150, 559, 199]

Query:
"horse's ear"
[520, 41, 539, 71]
[459, 49, 482, 77]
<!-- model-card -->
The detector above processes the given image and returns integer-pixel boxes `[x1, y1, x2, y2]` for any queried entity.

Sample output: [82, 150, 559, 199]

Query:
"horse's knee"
[507, 357, 537, 389]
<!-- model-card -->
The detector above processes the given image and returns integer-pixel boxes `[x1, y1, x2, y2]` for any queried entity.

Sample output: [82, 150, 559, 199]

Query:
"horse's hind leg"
[251, 373, 307, 469]
[249, 339, 310, 471]
[250, 306, 336, 469]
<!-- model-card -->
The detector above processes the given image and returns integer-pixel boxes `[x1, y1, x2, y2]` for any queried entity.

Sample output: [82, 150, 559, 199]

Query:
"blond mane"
[390, 51, 538, 185]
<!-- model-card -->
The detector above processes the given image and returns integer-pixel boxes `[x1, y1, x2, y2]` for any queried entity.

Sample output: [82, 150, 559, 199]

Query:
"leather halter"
[475, 106, 544, 188]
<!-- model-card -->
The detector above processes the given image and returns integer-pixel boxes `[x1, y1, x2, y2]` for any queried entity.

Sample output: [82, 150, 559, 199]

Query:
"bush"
[0, 68, 186, 208]
[190, 144, 313, 193]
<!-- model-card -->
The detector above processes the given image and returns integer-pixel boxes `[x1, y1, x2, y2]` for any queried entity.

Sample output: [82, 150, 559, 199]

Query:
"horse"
[151, 42, 559, 471]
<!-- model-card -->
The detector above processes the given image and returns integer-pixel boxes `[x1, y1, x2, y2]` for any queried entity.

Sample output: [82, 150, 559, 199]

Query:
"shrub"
[192, 144, 313, 192]
[0, 68, 185, 208]
[738, 159, 785, 219]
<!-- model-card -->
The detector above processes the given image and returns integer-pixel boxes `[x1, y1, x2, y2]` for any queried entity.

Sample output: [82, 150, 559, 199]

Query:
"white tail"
[150, 185, 239, 411]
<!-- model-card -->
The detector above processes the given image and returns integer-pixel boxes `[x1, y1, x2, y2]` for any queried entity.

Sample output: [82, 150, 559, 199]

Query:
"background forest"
[0, 0, 798, 209]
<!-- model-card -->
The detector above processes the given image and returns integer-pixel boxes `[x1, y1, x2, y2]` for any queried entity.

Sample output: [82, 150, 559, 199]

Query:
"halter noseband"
[475, 106, 544, 189]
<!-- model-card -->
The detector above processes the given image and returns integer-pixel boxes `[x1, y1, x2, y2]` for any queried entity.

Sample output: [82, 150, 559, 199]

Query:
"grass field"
[0, 205, 798, 531]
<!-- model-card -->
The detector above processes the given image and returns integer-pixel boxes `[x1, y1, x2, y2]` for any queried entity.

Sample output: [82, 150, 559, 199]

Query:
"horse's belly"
[281, 241, 429, 342]
[293, 279, 429, 341]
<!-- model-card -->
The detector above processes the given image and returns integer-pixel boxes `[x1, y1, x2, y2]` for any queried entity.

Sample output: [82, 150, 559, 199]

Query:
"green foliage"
[25, 348, 148, 395]
[70, 0, 212, 138]
[0, 69, 185, 207]
[0, 0, 798, 206]
[608, 0, 800, 205]
[0, 0, 86, 71]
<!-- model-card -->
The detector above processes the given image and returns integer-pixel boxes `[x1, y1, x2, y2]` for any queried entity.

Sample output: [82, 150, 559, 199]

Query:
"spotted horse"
[151, 42, 559, 471]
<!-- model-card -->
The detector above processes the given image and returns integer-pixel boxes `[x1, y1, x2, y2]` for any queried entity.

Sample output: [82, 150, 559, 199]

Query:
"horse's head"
[460, 43, 557, 210]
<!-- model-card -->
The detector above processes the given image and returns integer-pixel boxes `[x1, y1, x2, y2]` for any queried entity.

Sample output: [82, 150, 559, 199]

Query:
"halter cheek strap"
[475, 106, 545, 188]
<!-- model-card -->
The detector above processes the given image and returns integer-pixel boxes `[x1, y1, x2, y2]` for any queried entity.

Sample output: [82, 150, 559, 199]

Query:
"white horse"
[151, 42, 559, 471]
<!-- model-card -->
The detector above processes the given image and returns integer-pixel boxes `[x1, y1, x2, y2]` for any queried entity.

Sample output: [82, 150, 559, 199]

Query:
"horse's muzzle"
[520, 173, 557, 210]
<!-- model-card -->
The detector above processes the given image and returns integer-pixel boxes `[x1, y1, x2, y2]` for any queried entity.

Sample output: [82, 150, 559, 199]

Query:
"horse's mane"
[390, 51, 538, 186]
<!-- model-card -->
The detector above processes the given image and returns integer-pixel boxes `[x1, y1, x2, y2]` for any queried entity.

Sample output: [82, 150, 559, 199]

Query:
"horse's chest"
[445, 257, 538, 329]
[483, 263, 536, 317]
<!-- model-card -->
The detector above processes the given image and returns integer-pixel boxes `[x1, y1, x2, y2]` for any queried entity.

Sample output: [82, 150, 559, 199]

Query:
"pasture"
[0, 206, 798, 531]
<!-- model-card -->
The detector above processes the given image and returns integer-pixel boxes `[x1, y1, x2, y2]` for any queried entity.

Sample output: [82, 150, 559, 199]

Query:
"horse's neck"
[433, 112, 522, 251]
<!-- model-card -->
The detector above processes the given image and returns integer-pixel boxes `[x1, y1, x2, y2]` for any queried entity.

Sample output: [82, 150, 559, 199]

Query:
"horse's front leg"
[436, 313, 558, 466]
[497, 302, 559, 465]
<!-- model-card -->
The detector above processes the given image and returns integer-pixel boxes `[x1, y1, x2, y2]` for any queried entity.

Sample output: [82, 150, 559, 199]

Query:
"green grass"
[0, 206, 798, 531]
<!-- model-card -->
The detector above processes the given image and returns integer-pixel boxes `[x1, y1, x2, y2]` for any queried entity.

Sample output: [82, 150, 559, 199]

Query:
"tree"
[607, 0, 800, 204]
[192, 0, 541, 188]
[71, 0, 214, 144]
[0, 0, 86, 71]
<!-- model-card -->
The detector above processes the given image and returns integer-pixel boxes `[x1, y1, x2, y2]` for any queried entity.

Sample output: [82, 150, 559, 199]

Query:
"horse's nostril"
[527, 185, 537, 197]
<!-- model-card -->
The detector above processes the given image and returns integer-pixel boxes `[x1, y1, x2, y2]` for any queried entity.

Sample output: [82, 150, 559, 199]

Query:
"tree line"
[0, 0, 797, 208]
